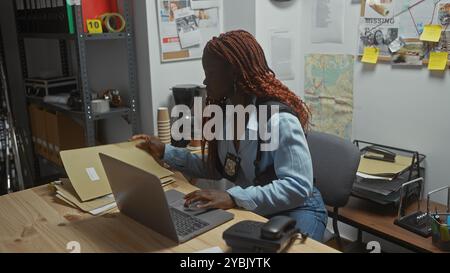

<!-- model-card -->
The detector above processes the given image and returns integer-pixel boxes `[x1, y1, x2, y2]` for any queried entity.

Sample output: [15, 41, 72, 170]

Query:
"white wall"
[223, 0, 256, 35]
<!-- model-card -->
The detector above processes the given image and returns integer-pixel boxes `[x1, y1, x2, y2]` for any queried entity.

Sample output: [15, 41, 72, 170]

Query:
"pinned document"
[428, 52, 449, 71]
[362, 47, 379, 64]
[420, 25, 442, 42]
[388, 37, 405, 53]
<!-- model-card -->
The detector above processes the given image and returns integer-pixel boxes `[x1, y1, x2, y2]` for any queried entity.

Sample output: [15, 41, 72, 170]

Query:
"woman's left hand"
[184, 189, 236, 210]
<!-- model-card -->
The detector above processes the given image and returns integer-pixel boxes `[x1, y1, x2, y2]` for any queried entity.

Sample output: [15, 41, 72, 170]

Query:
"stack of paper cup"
[157, 107, 171, 144]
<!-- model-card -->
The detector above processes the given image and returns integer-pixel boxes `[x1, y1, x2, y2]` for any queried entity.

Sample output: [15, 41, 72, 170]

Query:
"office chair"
[307, 131, 361, 249]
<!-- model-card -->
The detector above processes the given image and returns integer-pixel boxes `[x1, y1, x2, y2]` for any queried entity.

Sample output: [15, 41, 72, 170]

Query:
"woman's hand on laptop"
[184, 189, 236, 210]
[131, 134, 165, 160]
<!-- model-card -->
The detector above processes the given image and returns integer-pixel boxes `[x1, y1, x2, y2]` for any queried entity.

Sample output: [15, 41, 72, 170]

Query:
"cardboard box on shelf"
[28, 104, 86, 166]
[35, 106, 48, 158]
[55, 112, 86, 164]
[44, 109, 59, 164]
[27, 104, 40, 153]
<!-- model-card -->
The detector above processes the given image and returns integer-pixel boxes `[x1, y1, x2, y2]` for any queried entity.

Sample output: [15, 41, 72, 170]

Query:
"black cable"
[0, 28, 7, 195]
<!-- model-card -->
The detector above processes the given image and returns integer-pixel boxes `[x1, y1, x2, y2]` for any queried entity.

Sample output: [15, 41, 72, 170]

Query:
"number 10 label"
[87, 19, 103, 34]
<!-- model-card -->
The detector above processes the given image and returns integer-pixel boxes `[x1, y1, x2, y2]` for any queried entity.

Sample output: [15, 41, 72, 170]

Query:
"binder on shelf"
[36, 0, 43, 33]
[15, 0, 26, 33]
[28, 0, 35, 33]
[17, 0, 73, 34]
[66, 1, 75, 34]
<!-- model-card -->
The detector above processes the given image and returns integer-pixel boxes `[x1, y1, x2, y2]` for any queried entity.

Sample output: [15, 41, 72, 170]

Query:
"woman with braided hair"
[133, 30, 327, 241]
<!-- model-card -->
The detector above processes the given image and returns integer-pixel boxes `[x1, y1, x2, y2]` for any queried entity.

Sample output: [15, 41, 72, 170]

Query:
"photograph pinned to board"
[192, 0, 221, 50]
[358, 0, 398, 60]
[359, 22, 399, 57]
[311, 0, 345, 44]
[438, 3, 450, 26]
[388, 36, 406, 53]
[195, 7, 219, 29]
[391, 40, 425, 66]
[434, 31, 450, 58]
[366, 0, 394, 17]
[191, 0, 220, 10]
[174, 8, 202, 48]
[160, 0, 191, 23]
[157, 0, 221, 63]
[270, 29, 294, 81]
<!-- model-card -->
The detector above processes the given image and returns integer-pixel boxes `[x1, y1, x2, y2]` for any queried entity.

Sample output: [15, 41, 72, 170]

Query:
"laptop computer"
[99, 153, 234, 244]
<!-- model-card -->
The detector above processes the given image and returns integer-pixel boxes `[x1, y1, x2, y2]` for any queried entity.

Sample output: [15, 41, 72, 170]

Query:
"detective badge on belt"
[224, 153, 241, 182]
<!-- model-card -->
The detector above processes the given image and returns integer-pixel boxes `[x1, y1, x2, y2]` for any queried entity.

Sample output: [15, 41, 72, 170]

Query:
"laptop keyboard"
[170, 208, 210, 237]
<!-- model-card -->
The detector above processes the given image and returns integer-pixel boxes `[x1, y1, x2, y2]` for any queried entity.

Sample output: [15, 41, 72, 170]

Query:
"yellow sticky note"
[428, 52, 449, 71]
[420, 25, 442, 42]
[361, 47, 379, 64]
[87, 19, 103, 34]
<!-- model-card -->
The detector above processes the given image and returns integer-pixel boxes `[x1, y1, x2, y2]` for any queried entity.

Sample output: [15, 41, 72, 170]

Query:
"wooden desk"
[328, 196, 448, 253]
[0, 173, 338, 253]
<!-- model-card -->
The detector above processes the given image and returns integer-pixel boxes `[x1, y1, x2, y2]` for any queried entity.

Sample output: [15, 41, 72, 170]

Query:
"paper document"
[388, 37, 405, 53]
[54, 178, 117, 215]
[357, 172, 394, 181]
[271, 30, 294, 81]
[391, 41, 424, 66]
[311, 0, 344, 44]
[174, 8, 202, 48]
[357, 154, 413, 177]
[191, 0, 220, 10]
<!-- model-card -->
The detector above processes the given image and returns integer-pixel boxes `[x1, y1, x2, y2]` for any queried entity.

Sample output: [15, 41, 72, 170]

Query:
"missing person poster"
[359, 0, 399, 57]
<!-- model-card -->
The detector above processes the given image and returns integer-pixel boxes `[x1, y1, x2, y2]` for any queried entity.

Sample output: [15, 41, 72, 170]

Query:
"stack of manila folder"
[357, 153, 413, 181]
[54, 141, 175, 215]
[52, 178, 117, 215]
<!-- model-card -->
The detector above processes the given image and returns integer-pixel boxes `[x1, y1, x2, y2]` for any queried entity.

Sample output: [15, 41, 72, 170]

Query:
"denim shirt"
[163, 110, 314, 217]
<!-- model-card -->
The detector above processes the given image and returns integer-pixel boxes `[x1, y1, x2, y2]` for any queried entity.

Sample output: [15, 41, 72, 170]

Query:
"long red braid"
[205, 30, 311, 128]
[202, 30, 311, 173]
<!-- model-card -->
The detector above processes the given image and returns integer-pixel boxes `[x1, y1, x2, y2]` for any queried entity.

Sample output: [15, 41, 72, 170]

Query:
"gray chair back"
[307, 131, 361, 208]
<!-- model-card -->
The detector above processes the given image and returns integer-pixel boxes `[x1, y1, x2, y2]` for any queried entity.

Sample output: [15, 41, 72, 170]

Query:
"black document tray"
[352, 140, 426, 207]
[394, 211, 432, 238]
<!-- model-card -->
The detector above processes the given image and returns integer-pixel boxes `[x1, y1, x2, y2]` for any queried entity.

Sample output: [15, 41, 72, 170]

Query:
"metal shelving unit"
[26, 96, 131, 123]
[18, 33, 76, 40]
[17, 0, 140, 147]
